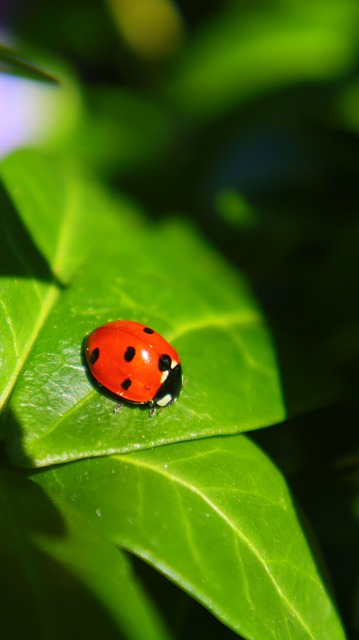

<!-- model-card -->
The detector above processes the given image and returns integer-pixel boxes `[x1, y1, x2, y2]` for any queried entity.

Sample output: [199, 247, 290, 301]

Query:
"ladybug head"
[151, 363, 183, 408]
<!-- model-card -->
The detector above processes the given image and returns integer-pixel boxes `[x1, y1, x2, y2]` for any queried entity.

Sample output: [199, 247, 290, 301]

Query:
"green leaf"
[1, 149, 337, 468]
[338, 78, 359, 133]
[0, 149, 140, 416]
[5, 211, 285, 467]
[0, 466, 171, 640]
[0, 150, 139, 285]
[167, 0, 359, 121]
[2, 154, 285, 466]
[0, 44, 58, 84]
[34, 435, 346, 640]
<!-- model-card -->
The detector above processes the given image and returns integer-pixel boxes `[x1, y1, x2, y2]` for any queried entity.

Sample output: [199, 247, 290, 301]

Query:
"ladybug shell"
[85, 320, 182, 407]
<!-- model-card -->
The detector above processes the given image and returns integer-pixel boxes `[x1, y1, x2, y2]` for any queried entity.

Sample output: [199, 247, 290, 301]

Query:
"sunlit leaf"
[34, 435, 347, 640]
[0, 150, 338, 467]
[0, 150, 140, 416]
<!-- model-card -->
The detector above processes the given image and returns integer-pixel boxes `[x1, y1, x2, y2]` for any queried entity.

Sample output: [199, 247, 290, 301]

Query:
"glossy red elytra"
[84, 320, 182, 415]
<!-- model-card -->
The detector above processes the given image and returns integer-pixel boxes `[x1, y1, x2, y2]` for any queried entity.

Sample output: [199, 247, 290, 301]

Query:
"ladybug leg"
[149, 405, 157, 418]
[113, 402, 123, 414]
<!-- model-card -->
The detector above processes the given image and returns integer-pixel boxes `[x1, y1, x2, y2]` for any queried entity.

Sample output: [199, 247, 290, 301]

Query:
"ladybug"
[84, 320, 182, 415]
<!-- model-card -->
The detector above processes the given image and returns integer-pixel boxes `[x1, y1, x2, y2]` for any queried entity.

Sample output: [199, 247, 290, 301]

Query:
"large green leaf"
[0, 466, 171, 640]
[34, 435, 346, 640]
[1, 149, 288, 467]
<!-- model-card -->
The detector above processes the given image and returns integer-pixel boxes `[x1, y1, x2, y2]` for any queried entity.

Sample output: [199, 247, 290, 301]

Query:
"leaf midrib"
[117, 453, 319, 640]
[168, 310, 262, 341]
[1, 166, 88, 410]
[0, 284, 59, 409]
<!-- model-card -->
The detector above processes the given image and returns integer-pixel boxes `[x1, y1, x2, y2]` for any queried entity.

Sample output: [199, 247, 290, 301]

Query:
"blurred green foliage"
[1, 0, 359, 638]
[0, 44, 58, 83]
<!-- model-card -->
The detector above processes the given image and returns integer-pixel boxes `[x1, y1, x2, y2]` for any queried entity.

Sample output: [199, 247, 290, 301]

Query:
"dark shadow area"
[0, 457, 128, 639]
[252, 399, 359, 639]
[130, 552, 242, 640]
[117, 83, 359, 419]
[0, 181, 64, 287]
[114, 83, 359, 637]
[3, 409, 39, 467]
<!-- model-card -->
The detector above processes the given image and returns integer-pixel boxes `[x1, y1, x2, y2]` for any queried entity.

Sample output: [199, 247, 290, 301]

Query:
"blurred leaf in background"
[0, 44, 58, 82]
[107, 0, 185, 60]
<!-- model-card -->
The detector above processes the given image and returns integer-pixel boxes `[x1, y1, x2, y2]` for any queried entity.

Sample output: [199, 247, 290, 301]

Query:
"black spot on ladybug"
[158, 354, 172, 371]
[124, 346, 136, 362]
[121, 378, 132, 390]
[90, 348, 100, 365]
[143, 327, 154, 334]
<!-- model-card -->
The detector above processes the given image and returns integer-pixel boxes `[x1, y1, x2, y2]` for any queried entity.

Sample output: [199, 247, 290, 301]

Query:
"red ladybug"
[84, 320, 182, 414]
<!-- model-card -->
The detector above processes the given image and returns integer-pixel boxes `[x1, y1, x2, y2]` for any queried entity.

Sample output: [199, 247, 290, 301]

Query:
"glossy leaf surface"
[34, 435, 346, 640]
[1, 150, 287, 467]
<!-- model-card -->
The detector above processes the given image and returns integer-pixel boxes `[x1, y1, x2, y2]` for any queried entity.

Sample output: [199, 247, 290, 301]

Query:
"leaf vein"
[0, 285, 59, 408]
[168, 311, 263, 342]
[124, 456, 317, 640]
[0, 298, 20, 358]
